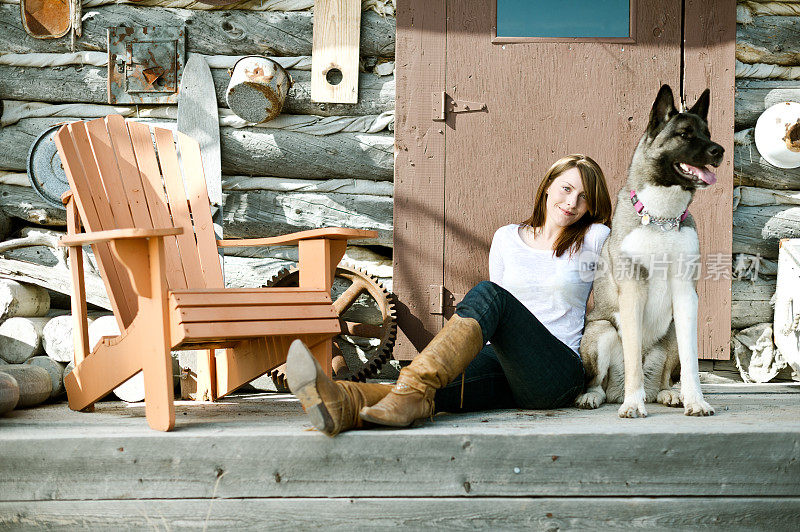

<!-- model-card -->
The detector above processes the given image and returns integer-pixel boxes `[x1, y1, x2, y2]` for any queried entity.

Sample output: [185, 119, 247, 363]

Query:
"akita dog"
[576, 84, 724, 418]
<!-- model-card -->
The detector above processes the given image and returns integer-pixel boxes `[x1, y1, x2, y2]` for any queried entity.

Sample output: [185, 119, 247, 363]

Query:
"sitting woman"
[286, 154, 613, 436]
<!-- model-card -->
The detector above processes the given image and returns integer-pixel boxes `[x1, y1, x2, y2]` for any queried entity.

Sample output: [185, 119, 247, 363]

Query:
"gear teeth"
[262, 262, 397, 384]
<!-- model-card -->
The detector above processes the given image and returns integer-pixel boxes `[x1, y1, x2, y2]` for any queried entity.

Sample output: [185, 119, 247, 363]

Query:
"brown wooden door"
[394, 1, 734, 360]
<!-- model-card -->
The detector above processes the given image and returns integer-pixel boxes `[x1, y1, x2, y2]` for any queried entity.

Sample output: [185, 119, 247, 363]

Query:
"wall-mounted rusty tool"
[226, 56, 292, 124]
[107, 26, 185, 105]
[20, 0, 71, 39]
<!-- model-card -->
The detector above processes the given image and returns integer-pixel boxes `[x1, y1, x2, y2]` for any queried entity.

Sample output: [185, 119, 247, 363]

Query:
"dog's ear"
[647, 84, 677, 136]
[688, 89, 710, 122]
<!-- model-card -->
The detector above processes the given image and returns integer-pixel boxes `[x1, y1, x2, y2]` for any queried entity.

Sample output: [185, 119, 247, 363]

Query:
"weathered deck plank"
[2, 497, 799, 530]
[1, 386, 798, 501]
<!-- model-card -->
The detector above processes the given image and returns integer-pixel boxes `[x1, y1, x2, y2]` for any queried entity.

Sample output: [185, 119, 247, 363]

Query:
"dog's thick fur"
[576, 85, 724, 418]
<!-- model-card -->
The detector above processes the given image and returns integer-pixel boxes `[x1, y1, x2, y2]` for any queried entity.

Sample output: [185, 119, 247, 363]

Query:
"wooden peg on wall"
[311, 0, 361, 104]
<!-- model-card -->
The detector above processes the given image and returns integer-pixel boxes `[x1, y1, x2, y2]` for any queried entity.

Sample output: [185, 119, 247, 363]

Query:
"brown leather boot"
[359, 314, 484, 427]
[286, 339, 391, 437]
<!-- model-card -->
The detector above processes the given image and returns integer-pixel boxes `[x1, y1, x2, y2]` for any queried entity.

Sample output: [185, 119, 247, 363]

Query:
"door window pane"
[497, 0, 631, 39]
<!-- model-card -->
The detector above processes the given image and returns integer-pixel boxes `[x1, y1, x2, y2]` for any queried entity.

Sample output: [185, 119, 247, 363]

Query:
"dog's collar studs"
[630, 190, 687, 231]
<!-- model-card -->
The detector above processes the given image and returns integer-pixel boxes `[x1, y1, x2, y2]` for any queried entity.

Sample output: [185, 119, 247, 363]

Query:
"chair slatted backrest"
[55, 115, 224, 329]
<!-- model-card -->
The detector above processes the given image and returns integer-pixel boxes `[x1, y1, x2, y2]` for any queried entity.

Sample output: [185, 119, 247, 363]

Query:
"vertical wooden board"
[153, 128, 206, 286]
[683, 0, 736, 360]
[85, 118, 134, 229]
[393, 0, 447, 359]
[176, 132, 223, 289]
[57, 121, 135, 328]
[311, 0, 361, 103]
[105, 115, 154, 229]
[443, 0, 682, 315]
[127, 122, 188, 290]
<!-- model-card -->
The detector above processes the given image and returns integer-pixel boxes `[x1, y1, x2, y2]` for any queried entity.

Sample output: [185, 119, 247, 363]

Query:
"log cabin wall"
[729, 0, 800, 381]
[0, 0, 797, 382]
[0, 0, 396, 289]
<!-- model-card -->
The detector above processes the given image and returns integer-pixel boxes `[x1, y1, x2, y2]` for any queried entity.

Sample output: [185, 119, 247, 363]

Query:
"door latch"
[432, 92, 487, 121]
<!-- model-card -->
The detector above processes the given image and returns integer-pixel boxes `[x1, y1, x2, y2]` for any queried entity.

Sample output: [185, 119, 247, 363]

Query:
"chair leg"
[141, 340, 176, 432]
[64, 339, 142, 411]
[309, 339, 333, 379]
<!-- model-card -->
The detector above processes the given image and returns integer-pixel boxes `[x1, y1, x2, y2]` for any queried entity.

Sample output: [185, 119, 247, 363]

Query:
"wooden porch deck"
[1, 384, 799, 530]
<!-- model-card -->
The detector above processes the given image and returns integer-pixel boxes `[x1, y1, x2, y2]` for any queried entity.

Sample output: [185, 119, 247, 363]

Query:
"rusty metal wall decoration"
[107, 26, 185, 104]
[20, 0, 71, 39]
[27, 123, 73, 209]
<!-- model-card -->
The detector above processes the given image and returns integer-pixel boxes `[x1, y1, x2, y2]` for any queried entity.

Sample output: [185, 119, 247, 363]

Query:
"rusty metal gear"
[265, 264, 396, 388]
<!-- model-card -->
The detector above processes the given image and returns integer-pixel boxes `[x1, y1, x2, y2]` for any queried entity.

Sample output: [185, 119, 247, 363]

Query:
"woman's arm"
[488, 229, 504, 284]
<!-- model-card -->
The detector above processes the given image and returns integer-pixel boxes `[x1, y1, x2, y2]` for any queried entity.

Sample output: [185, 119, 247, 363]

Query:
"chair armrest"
[59, 227, 183, 247]
[217, 228, 378, 248]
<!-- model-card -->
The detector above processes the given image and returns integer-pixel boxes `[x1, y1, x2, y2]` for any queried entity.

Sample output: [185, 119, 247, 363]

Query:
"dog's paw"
[575, 390, 605, 409]
[657, 389, 682, 407]
[618, 397, 647, 418]
[645, 388, 659, 403]
[683, 395, 715, 416]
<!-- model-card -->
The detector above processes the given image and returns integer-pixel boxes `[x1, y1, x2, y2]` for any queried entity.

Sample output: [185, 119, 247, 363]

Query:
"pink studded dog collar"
[630, 190, 688, 231]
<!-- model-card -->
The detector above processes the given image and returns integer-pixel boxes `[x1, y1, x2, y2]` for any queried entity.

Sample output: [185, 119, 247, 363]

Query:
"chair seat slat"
[175, 304, 337, 323]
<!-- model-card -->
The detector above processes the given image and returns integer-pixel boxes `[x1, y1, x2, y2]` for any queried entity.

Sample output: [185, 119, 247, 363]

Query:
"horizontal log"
[0, 279, 49, 319]
[0, 258, 111, 310]
[1, 497, 799, 530]
[0, 66, 395, 117]
[221, 189, 392, 247]
[0, 5, 395, 57]
[24, 356, 66, 398]
[0, 364, 50, 407]
[735, 79, 800, 129]
[0, 317, 50, 364]
[0, 182, 394, 246]
[734, 128, 800, 189]
[0, 183, 66, 226]
[0, 118, 394, 181]
[731, 278, 777, 329]
[733, 205, 800, 259]
[735, 185, 800, 208]
[737, 16, 800, 66]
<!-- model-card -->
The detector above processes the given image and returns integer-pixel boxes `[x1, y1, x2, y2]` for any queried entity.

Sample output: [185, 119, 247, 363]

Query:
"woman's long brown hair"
[521, 154, 612, 258]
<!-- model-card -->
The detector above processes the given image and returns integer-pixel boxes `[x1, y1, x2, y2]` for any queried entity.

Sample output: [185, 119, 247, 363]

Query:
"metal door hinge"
[432, 92, 487, 121]
[429, 285, 466, 315]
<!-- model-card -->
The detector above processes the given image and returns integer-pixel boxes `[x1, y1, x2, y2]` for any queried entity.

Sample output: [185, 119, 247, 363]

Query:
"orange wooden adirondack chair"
[54, 115, 376, 431]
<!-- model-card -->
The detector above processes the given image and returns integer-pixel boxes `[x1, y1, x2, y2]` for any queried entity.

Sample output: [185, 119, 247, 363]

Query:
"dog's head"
[642, 84, 724, 190]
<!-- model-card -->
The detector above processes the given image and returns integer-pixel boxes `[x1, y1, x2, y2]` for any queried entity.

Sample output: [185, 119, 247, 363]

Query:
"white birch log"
[0, 370, 18, 414]
[0, 65, 394, 116]
[0, 117, 394, 181]
[733, 205, 800, 259]
[734, 128, 800, 190]
[0, 364, 51, 407]
[43, 313, 105, 363]
[735, 80, 800, 129]
[736, 16, 800, 66]
[0, 5, 395, 57]
[24, 355, 66, 397]
[0, 316, 50, 363]
[0, 279, 49, 319]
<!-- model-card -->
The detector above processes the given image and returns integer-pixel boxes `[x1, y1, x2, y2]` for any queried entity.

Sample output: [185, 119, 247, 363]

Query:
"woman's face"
[544, 167, 589, 228]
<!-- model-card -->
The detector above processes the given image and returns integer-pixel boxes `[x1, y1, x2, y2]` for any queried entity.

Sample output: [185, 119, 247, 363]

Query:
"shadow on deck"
[1, 383, 799, 529]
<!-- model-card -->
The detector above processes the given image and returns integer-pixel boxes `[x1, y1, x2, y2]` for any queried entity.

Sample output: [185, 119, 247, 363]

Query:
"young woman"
[286, 154, 613, 436]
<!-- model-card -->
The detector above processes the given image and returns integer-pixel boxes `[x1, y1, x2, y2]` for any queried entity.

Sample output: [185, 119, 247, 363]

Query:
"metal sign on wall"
[107, 26, 185, 104]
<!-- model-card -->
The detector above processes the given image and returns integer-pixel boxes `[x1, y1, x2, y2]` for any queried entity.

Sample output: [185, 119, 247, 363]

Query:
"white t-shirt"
[488, 223, 611, 354]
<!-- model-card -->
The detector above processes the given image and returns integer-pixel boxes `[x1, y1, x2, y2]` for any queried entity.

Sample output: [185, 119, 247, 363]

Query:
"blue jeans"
[434, 281, 585, 413]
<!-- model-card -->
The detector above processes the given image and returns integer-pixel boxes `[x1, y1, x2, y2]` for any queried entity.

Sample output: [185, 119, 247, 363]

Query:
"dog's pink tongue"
[688, 164, 717, 185]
